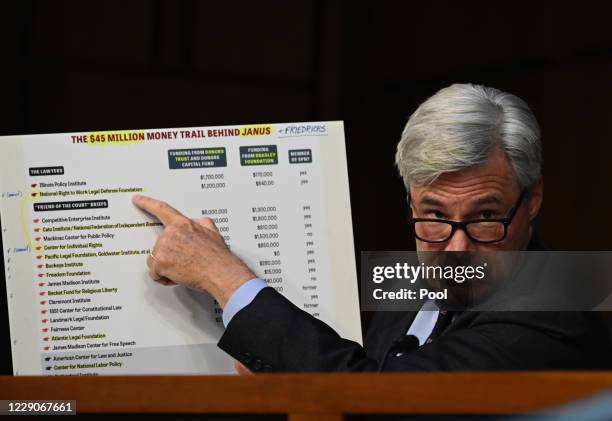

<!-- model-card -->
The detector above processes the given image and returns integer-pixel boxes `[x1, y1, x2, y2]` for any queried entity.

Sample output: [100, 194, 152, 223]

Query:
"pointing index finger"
[132, 194, 185, 226]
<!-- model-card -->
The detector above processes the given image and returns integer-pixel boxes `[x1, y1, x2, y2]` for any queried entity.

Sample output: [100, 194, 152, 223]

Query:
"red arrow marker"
[37, 264, 43, 269]
[40, 310, 47, 314]
[41, 319, 48, 323]
[39, 300, 46, 305]
[31, 184, 37, 188]
[31, 193, 37, 197]
[42, 328, 48, 333]
[34, 228, 41, 232]
[35, 237, 41, 241]
[37, 273, 44, 278]
[39, 291, 46, 296]
[33, 219, 40, 223]
[43, 346, 49, 351]
[38, 282, 45, 287]
[36, 255, 43, 260]
[43, 337, 49, 342]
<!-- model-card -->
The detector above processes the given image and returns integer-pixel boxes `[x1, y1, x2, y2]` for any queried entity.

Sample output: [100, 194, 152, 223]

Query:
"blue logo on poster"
[278, 124, 327, 137]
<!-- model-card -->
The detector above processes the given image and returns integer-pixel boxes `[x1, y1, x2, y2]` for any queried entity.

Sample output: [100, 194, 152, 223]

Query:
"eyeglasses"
[408, 190, 526, 244]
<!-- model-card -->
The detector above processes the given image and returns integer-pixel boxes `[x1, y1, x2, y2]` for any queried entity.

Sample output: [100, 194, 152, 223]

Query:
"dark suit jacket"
[217, 237, 611, 372]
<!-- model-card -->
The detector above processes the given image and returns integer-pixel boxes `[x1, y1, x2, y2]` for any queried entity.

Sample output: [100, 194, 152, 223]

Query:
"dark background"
[2, 1, 612, 374]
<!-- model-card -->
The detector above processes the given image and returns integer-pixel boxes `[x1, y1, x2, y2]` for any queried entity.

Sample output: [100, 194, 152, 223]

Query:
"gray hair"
[395, 83, 542, 192]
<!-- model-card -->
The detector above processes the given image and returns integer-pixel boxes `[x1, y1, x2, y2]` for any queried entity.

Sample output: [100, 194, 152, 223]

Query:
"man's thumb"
[193, 217, 220, 233]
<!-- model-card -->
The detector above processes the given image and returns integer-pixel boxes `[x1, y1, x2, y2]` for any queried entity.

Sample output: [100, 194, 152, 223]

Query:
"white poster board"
[0, 121, 361, 375]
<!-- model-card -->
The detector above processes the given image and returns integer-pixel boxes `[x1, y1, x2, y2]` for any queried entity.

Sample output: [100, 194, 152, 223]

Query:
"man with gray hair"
[132, 83, 610, 371]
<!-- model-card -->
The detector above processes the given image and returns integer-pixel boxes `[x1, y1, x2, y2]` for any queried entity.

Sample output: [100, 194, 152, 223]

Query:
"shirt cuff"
[222, 278, 269, 327]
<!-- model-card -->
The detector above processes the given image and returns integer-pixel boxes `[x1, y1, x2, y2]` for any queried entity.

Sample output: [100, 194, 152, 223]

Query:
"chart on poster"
[0, 121, 360, 375]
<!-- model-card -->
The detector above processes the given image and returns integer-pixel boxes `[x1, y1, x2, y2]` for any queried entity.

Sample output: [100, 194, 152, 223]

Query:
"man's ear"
[527, 177, 544, 222]
[407, 193, 415, 215]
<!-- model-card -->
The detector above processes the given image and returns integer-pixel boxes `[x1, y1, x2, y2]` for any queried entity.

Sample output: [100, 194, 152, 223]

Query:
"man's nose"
[444, 228, 474, 252]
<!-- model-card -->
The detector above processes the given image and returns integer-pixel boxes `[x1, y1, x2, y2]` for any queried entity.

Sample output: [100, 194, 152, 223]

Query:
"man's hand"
[132, 194, 256, 308]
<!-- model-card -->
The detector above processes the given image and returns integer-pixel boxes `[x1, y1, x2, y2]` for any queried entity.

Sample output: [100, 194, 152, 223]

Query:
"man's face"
[409, 145, 543, 252]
